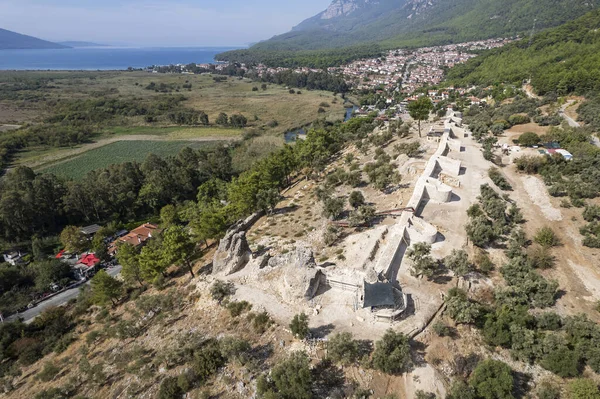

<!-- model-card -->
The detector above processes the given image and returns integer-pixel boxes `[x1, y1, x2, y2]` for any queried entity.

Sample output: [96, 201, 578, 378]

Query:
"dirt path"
[502, 164, 600, 318]
[23, 134, 240, 169]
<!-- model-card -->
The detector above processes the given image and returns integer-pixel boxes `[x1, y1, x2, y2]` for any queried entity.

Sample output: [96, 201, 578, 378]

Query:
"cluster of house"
[330, 38, 513, 93]
[56, 223, 160, 280]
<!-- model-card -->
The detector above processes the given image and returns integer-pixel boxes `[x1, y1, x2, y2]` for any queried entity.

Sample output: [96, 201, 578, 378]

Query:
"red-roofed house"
[108, 223, 161, 256]
[78, 253, 100, 268]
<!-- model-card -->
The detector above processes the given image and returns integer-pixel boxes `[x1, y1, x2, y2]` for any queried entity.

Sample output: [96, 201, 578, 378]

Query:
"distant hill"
[58, 41, 108, 48]
[217, 0, 600, 67]
[447, 9, 600, 96]
[0, 28, 68, 50]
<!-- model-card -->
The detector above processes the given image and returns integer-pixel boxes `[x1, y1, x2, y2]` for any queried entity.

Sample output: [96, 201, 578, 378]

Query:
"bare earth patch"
[521, 175, 562, 221]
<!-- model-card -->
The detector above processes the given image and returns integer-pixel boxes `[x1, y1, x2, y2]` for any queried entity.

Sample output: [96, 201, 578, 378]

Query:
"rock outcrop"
[266, 246, 323, 302]
[212, 213, 262, 275]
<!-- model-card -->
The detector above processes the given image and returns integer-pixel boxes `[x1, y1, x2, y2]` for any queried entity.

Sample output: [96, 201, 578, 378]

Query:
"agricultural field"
[1, 70, 347, 173]
[39, 140, 221, 180]
[0, 70, 347, 132]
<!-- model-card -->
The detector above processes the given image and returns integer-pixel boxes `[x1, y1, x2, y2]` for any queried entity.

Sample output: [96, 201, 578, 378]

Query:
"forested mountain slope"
[0, 28, 68, 50]
[447, 10, 600, 96]
[217, 0, 599, 67]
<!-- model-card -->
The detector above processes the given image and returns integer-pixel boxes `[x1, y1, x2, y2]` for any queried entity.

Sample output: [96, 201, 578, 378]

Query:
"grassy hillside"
[447, 9, 600, 95]
[0, 28, 67, 50]
[217, 0, 599, 67]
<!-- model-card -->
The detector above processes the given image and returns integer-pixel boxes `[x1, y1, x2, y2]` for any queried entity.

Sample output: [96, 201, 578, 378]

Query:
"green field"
[39, 140, 220, 180]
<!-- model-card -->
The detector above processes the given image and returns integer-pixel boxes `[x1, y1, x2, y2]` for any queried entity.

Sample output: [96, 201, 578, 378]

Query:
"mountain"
[58, 41, 108, 48]
[0, 28, 68, 50]
[217, 0, 599, 67]
[447, 9, 600, 96]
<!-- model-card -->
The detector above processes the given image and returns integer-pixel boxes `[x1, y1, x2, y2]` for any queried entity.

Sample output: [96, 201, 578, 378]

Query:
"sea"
[0, 47, 242, 70]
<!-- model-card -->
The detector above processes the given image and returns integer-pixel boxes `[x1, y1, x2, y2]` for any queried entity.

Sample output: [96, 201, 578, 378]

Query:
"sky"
[0, 0, 331, 47]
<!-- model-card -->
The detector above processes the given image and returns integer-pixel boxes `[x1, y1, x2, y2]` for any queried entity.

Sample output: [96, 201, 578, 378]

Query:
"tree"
[117, 243, 144, 286]
[190, 202, 229, 246]
[469, 359, 515, 399]
[59, 225, 88, 253]
[322, 197, 345, 220]
[162, 226, 197, 278]
[91, 270, 123, 306]
[518, 132, 540, 147]
[372, 329, 411, 375]
[216, 112, 229, 126]
[569, 379, 600, 399]
[257, 351, 313, 399]
[407, 242, 438, 279]
[33, 260, 73, 291]
[348, 191, 366, 209]
[327, 332, 359, 366]
[445, 288, 481, 324]
[256, 188, 280, 215]
[444, 249, 473, 277]
[290, 313, 310, 339]
[160, 204, 180, 227]
[408, 96, 433, 137]
[138, 239, 169, 281]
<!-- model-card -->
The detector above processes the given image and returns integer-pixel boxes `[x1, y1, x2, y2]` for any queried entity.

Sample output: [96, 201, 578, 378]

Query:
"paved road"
[7, 265, 122, 323]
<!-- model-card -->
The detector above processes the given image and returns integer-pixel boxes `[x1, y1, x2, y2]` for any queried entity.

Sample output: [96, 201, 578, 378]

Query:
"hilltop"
[217, 0, 599, 67]
[0, 28, 68, 50]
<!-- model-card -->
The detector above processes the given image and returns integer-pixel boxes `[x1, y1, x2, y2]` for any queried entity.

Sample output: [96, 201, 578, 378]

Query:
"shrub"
[445, 288, 481, 324]
[348, 191, 366, 209]
[444, 249, 473, 277]
[534, 227, 560, 248]
[251, 311, 273, 334]
[394, 142, 421, 158]
[257, 351, 313, 399]
[432, 321, 451, 337]
[541, 346, 581, 378]
[508, 114, 530, 126]
[407, 242, 438, 279]
[210, 280, 235, 303]
[219, 337, 251, 364]
[488, 168, 512, 191]
[537, 381, 561, 399]
[569, 379, 600, 399]
[372, 329, 411, 375]
[528, 246, 555, 269]
[469, 359, 515, 399]
[290, 313, 310, 339]
[328, 332, 359, 365]
[193, 340, 226, 383]
[475, 251, 495, 273]
[37, 362, 60, 382]
[515, 155, 546, 174]
[415, 391, 436, 399]
[323, 225, 341, 247]
[226, 300, 252, 317]
[158, 377, 183, 399]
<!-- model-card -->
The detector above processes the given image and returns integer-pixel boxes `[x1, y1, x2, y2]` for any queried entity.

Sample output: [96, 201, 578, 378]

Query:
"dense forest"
[215, 45, 383, 69]
[448, 9, 600, 96]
